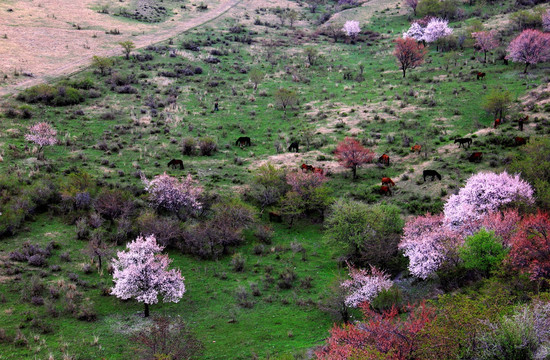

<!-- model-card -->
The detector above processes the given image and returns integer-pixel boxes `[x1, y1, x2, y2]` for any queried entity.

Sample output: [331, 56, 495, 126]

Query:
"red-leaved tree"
[506, 29, 550, 73]
[111, 234, 185, 317]
[24, 122, 57, 158]
[394, 37, 427, 78]
[508, 212, 550, 281]
[334, 138, 374, 179]
[142, 173, 203, 220]
[316, 302, 435, 360]
[472, 31, 499, 63]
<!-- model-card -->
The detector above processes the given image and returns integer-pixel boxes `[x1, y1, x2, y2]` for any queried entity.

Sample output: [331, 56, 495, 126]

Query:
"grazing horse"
[454, 138, 472, 148]
[378, 154, 390, 166]
[301, 163, 315, 173]
[494, 119, 501, 128]
[514, 137, 527, 146]
[468, 152, 483, 163]
[235, 136, 251, 147]
[379, 186, 392, 196]
[381, 177, 395, 187]
[423, 170, 442, 181]
[313, 167, 324, 175]
[477, 72, 486, 80]
[167, 159, 184, 169]
[288, 141, 300, 153]
[268, 211, 283, 223]
[411, 145, 422, 153]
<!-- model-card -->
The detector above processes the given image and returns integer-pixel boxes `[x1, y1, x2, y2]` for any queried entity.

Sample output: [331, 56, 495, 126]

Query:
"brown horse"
[301, 163, 314, 173]
[378, 154, 390, 166]
[477, 72, 486, 80]
[380, 186, 392, 196]
[167, 159, 184, 169]
[468, 152, 483, 163]
[514, 137, 527, 146]
[494, 119, 501, 128]
[411, 145, 422, 153]
[381, 177, 395, 187]
[313, 167, 324, 175]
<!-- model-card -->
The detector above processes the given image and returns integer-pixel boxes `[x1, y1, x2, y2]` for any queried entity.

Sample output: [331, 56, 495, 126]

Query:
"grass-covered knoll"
[1, 0, 550, 358]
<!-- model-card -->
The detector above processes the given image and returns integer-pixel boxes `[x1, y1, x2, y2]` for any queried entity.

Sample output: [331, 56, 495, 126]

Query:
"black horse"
[288, 141, 299, 153]
[423, 170, 442, 181]
[454, 138, 472, 148]
[236, 136, 251, 147]
[168, 159, 184, 169]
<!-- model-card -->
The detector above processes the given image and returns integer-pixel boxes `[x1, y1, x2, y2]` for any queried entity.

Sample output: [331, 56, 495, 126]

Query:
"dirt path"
[0, 0, 242, 97]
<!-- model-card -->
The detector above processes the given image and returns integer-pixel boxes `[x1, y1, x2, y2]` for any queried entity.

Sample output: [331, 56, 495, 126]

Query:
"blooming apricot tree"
[506, 29, 550, 73]
[142, 173, 202, 219]
[25, 122, 57, 158]
[422, 18, 453, 44]
[342, 20, 360, 39]
[403, 22, 425, 41]
[472, 31, 499, 62]
[111, 234, 185, 317]
[341, 264, 393, 307]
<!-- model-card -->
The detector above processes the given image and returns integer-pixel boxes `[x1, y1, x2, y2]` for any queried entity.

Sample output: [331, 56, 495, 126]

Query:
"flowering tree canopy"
[472, 31, 499, 62]
[25, 122, 57, 150]
[111, 234, 185, 317]
[394, 37, 427, 78]
[422, 18, 453, 43]
[399, 213, 460, 279]
[506, 29, 550, 73]
[342, 20, 360, 38]
[480, 209, 521, 246]
[334, 137, 374, 179]
[142, 173, 202, 218]
[444, 171, 534, 230]
[403, 22, 425, 41]
[341, 264, 393, 307]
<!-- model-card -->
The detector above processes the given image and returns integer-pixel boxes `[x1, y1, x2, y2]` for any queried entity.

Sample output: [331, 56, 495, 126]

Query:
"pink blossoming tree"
[342, 20, 360, 39]
[480, 209, 521, 246]
[422, 18, 453, 46]
[444, 171, 534, 230]
[142, 173, 203, 220]
[111, 234, 185, 317]
[472, 30, 499, 62]
[399, 213, 461, 279]
[24, 122, 57, 158]
[506, 29, 550, 73]
[341, 264, 393, 307]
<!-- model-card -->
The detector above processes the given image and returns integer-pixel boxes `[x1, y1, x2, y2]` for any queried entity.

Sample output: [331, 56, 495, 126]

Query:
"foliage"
[318, 275, 352, 324]
[458, 229, 508, 275]
[506, 29, 550, 73]
[118, 40, 135, 60]
[444, 171, 534, 230]
[393, 37, 427, 78]
[24, 122, 57, 150]
[248, 163, 289, 209]
[325, 199, 403, 267]
[481, 87, 512, 120]
[92, 55, 114, 75]
[131, 316, 204, 360]
[142, 173, 203, 219]
[274, 88, 297, 115]
[341, 264, 393, 307]
[334, 137, 374, 179]
[249, 68, 264, 91]
[16, 84, 85, 106]
[111, 234, 185, 317]
[316, 302, 434, 360]
[508, 212, 550, 281]
[342, 20, 360, 38]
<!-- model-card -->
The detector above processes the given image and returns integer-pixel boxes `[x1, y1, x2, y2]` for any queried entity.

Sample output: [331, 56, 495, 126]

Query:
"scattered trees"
[394, 37, 427, 77]
[334, 137, 374, 179]
[118, 40, 135, 60]
[274, 88, 297, 117]
[92, 55, 114, 76]
[506, 29, 550, 73]
[472, 31, 499, 62]
[249, 68, 264, 91]
[305, 0, 325, 13]
[111, 235, 185, 317]
[304, 46, 320, 66]
[142, 173, 203, 220]
[24, 122, 57, 157]
[481, 87, 512, 120]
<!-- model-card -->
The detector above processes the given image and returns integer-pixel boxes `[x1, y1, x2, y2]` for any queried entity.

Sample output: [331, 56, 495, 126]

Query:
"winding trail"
[0, 0, 242, 97]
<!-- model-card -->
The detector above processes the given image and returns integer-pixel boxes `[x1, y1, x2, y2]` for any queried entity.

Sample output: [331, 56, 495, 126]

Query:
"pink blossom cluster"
[422, 18, 453, 43]
[286, 171, 327, 197]
[24, 122, 57, 148]
[342, 21, 361, 38]
[142, 173, 203, 214]
[341, 264, 393, 307]
[444, 171, 534, 229]
[111, 234, 185, 305]
[506, 29, 550, 69]
[472, 31, 499, 53]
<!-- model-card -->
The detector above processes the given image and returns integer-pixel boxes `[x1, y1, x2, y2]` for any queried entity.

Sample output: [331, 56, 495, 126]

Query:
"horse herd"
[165, 128, 529, 198]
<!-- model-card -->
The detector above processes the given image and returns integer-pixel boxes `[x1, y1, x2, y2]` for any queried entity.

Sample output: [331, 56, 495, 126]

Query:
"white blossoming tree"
[341, 264, 393, 307]
[24, 122, 57, 159]
[342, 20, 360, 39]
[111, 234, 185, 317]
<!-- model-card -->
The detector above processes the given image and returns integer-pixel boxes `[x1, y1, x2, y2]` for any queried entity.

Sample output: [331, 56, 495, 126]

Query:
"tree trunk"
[402, 67, 406, 78]
[484, 51, 487, 63]
[352, 166, 357, 179]
[98, 255, 102, 271]
[524, 62, 529, 74]
[144, 303, 150, 317]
